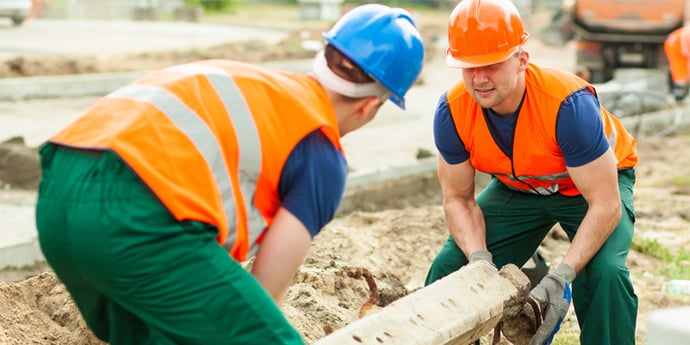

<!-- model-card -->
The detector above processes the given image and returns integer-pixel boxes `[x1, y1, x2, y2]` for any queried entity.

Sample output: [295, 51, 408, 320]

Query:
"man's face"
[461, 52, 526, 114]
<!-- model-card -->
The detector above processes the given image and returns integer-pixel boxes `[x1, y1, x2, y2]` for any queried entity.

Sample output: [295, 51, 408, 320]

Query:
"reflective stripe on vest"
[603, 107, 618, 152]
[492, 171, 571, 195]
[110, 63, 267, 257]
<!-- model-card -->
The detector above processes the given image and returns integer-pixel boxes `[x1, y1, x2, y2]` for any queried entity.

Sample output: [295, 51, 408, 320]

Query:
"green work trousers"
[425, 169, 638, 345]
[35, 144, 305, 345]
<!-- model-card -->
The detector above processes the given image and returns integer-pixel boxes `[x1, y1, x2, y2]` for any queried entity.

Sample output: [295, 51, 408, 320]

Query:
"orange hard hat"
[446, 0, 529, 68]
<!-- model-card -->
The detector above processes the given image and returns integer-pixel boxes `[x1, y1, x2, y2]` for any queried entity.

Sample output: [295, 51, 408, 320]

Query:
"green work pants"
[425, 169, 638, 345]
[36, 144, 305, 345]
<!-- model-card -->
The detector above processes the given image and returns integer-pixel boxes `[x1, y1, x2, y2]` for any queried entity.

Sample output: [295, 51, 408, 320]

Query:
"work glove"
[671, 82, 689, 102]
[528, 263, 575, 345]
[468, 250, 494, 266]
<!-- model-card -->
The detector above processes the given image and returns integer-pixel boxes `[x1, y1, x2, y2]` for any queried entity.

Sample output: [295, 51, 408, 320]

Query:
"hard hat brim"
[445, 48, 516, 69]
[445, 32, 529, 69]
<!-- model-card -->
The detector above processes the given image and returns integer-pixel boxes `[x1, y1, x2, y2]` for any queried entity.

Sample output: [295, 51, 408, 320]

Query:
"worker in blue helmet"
[35, 3, 424, 345]
[321, 3, 425, 109]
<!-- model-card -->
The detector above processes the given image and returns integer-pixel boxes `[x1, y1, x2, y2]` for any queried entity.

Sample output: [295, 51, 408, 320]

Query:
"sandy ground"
[1, 8, 689, 345]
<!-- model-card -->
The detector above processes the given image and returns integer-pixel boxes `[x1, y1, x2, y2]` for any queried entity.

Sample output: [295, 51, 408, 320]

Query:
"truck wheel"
[11, 16, 25, 26]
[588, 68, 615, 84]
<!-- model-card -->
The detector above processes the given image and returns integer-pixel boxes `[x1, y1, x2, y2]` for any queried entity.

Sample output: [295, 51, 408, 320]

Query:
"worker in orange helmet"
[34, 4, 424, 345]
[664, 25, 690, 102]
[424, 0, 638, 344]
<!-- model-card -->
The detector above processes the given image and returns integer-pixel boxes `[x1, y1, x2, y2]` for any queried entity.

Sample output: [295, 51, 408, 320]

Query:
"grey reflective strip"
[491, 172, 564, 195]
[503, 182, 559, 196]
[492, 171, 570, 182]
[515, 179, 559, 195]
[108, 84, 238, 237]
[167, 64, 266, 257]
[604, 114, 618, 154]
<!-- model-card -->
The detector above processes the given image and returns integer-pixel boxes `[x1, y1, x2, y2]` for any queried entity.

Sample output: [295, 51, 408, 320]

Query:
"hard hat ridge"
[446, 0, 529, 69]
[322, 3, 425, 109]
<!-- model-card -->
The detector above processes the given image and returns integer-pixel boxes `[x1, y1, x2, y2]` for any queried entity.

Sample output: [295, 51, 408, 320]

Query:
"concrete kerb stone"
[0, 71, 147, 101]
[0, 59, 314, 101]
[0, 202, 42, 269]
[0, 239, 42, 271]
[314, 262, 531, 345]
[337, 158, 439, 216]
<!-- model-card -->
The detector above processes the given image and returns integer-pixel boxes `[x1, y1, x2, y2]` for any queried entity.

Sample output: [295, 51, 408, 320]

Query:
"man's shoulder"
[526, 63, 589, 99]
[527, 63, 580, 83]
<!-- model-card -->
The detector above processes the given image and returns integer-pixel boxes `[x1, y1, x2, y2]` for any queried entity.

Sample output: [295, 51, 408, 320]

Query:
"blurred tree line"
[184, 0, 233, 11]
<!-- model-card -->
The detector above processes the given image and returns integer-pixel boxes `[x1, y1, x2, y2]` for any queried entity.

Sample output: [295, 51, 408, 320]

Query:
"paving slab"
[645, 306, 690, 345]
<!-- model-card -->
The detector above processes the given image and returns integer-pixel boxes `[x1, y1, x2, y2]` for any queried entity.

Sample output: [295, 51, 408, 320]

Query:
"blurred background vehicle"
[0, 0, 32, 26]
[543, 0, 685, 84]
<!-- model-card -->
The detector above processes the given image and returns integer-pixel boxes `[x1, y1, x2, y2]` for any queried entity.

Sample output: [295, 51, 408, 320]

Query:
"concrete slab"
[0, 71, 147, 101]
[0, 204, 40, 268]
[645, 306, 690, 345]
[0, 190, 42, 269]
[314, 262, 529, 345]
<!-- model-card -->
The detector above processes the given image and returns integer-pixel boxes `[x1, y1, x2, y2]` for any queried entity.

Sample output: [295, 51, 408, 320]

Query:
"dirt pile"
[0, 137, 40, 190]
[0, 272, 104, 345]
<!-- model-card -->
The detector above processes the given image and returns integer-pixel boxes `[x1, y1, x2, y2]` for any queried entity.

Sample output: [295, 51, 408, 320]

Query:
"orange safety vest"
[447, 63, 637, 196]
[50, 59, 344, 261]
[665, 26, 690, 84]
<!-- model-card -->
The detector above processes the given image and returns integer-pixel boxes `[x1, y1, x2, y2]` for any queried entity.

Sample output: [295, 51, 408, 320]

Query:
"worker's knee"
[580, 259, 630, 285]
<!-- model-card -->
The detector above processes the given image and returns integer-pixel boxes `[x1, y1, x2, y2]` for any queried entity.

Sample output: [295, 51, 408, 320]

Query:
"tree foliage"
[185, 0, 234, 12]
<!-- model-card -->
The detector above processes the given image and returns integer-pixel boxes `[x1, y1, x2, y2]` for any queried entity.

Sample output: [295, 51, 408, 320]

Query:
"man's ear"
[357, 96, 384, 118]
[518, 50, 530, 71]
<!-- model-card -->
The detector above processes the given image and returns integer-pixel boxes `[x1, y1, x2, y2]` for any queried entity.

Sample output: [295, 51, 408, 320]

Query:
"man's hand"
[468, 250, 493, 266]
[528, 263, 574, 345]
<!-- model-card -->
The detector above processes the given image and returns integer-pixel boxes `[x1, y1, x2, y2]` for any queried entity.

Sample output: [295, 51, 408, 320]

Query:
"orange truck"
[560, 0, 685, 83]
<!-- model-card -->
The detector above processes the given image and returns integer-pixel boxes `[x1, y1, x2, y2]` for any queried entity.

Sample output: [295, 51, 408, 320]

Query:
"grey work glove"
[468, 250, 493, 266]
[528, 263, 575, 345]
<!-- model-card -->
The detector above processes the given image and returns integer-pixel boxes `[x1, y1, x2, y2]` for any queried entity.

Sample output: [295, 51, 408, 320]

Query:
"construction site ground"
[0, 4, 689, 344]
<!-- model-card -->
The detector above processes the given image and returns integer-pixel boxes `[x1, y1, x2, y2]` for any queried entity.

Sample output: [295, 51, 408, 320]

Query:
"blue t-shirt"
[278, 130, 348, 237]
[433, 88, 609, 168]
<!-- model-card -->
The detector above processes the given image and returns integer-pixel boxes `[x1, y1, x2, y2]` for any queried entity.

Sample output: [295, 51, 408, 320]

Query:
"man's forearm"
[562, 203, 621, 273]
[444, 199, 487, 259]
[564, 149, 623, 274]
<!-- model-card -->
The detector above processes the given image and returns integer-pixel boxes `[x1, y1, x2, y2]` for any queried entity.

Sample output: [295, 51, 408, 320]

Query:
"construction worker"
[28, 0, 49, 19]
[34, 4, 424, 345]
[664, 25, 690, 102]
[424, 0, 638, 344]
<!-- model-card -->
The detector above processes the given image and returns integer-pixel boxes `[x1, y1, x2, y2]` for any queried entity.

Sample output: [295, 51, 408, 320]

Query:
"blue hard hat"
[322, 4, 424, 109]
